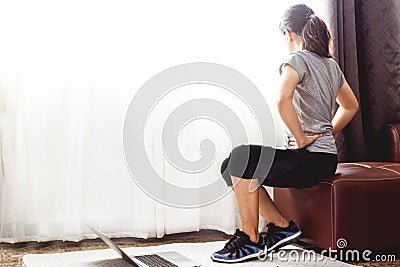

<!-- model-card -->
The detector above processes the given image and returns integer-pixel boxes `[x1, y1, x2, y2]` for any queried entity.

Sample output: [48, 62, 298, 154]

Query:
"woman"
[211, 4, 359, 263]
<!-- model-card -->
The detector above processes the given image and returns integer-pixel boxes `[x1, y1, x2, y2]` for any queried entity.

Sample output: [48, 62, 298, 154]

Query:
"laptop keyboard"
[134, 254, 179, 267]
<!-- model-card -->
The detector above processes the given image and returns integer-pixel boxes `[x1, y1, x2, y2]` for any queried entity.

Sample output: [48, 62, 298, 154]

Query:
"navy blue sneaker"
[211, 229, 267, 263]
[261, 220, 303, 252]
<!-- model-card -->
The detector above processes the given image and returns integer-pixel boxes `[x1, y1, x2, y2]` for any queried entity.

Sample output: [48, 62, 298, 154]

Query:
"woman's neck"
[291, 41, 303, 52]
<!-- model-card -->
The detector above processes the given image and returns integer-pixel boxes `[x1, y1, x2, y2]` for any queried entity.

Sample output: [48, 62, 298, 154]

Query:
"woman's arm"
[331, 80, 359, 136]
[277, 64, 322, 149]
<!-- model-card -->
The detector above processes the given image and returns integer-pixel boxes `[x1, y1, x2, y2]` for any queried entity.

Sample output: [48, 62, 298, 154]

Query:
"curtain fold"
[1, 0, 288, 243]
[324, 0, 400, 161]
[354, 0, 400, 161]
[324, 0, 366, 162]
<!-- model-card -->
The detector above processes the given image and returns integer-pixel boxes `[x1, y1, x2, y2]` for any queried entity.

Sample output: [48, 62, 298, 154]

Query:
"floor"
[1, 230, 398, 267]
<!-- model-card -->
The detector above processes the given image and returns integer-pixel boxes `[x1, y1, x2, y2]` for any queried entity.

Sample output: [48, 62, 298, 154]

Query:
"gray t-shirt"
[279, 50, 345, 154]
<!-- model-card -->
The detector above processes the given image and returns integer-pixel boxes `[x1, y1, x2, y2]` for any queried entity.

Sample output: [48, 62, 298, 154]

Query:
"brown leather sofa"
[387, 123, 400, 162]
[274, 123, 400, 253]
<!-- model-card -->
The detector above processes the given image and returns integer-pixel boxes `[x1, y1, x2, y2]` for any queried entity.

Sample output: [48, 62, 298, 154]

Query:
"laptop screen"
[87, 224, 139, 266]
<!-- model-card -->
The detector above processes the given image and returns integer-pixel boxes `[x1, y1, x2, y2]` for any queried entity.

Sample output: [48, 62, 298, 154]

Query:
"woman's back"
[280, 50, 345, 154]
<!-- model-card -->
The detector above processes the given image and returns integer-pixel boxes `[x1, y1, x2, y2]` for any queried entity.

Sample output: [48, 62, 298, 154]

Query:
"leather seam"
[379, 164, 400, 168]
[388, 124, 400, 143]
[388, 124, 400, 161]
[376, 166, 400, 176]
[338, 163, 371, 168]
[320, 177, 400, 186]
[329, 177, 400, 185]
[336, 167, 368, 171]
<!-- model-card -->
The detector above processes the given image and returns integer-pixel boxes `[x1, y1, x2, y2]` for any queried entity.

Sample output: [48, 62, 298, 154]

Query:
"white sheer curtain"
[0, 0, 323, 243]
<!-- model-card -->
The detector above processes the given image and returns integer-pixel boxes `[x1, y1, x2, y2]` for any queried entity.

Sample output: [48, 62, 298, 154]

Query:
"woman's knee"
[220, 144, 251, 177]
[219, 154, 234, 187]
[230, 144, 250, 159]
[229, 144, 252, 178]
[220, 156, 230, 175]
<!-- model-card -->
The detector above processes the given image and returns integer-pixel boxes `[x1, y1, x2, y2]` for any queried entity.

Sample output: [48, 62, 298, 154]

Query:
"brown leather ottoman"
[274, 162, 400, 253]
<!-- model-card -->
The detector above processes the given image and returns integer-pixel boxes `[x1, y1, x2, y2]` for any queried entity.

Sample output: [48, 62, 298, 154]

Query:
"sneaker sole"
[210, 248, 268, 264]
[267, 231, 303, 252]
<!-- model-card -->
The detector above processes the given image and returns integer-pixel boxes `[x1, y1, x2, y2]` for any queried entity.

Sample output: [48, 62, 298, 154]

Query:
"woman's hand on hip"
[288, 133, 323, 149]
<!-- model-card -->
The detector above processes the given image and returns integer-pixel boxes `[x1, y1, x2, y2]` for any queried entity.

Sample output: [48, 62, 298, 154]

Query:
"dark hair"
[279, 4, 333, 58]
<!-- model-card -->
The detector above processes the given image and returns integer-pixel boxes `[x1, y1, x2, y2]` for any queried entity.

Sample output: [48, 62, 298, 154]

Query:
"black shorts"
[220, 144, 338, 188]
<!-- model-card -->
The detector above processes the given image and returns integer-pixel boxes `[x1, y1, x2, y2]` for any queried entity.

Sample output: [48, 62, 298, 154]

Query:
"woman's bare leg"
[231, 174, 291, 244]
[232, 182, 289, 227]
[258, 186, 289, 228]
[231, 176, 260, 243]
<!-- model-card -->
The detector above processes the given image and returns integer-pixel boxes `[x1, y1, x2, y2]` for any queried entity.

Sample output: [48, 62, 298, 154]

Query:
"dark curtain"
[355, 0, 400, 161]
[324, 0, 400, 162]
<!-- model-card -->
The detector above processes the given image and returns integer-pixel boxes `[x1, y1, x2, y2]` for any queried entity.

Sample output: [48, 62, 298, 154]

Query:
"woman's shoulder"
[285, 51, 308, 63]
[285, 50, 318, 64]
[289, 50, 316, 57]
[296, 50, 328, 59]
[287, 51, 339, 68]
[282, 51, 310, 71]
[287, 50, 306, 58]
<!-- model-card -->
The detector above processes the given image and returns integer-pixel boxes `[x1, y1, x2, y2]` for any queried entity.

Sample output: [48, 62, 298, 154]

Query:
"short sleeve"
[279, 53, 307, 83]
[329, 58, 346, 88]
[337, 65, 346, 88]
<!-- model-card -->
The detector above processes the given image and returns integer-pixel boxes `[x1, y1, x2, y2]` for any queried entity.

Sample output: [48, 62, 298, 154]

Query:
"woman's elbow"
[346, 101, 359, 119]
[276, 96, 291, 109]
[344, 98, 359, 114]
[352, 100, 359, 113]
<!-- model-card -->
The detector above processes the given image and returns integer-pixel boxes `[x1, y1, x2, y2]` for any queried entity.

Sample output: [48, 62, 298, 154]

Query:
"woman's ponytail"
[301, 15, 333, 58]
[279, 4, 333, 58]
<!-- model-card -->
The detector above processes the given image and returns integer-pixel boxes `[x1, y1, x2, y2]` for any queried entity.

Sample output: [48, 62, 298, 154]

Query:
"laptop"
[87, 224, 201, 267]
